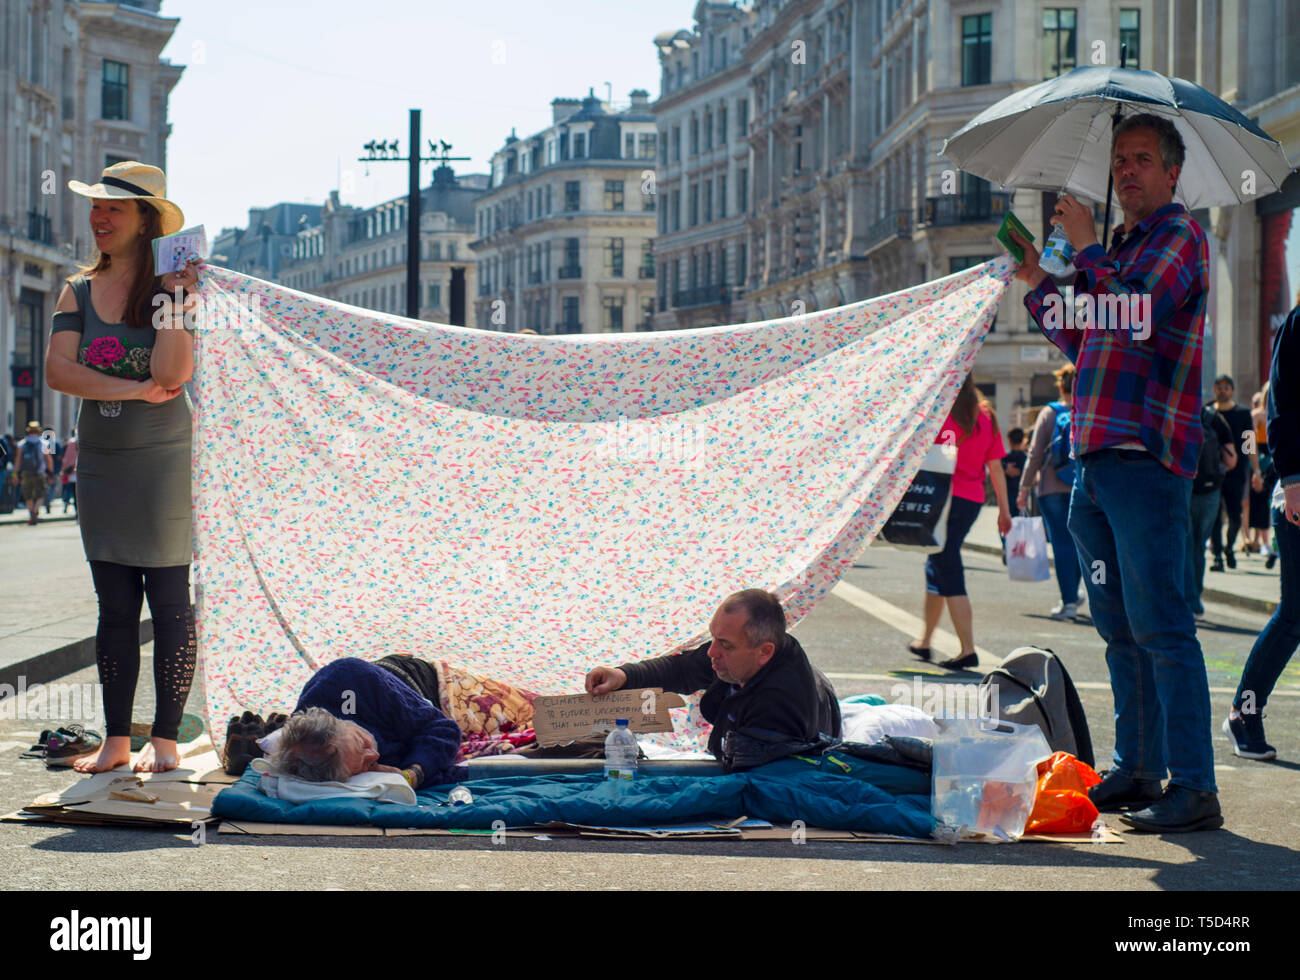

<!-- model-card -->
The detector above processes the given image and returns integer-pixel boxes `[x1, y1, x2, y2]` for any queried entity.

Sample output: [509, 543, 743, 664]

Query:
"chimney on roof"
[629, 89, 650, 108]
[551, 97, 582, 124]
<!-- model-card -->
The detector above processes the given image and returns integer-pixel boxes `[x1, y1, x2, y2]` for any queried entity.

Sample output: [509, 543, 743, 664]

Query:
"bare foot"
[72, 736, 132, 773]
[134, 737, 181, 773]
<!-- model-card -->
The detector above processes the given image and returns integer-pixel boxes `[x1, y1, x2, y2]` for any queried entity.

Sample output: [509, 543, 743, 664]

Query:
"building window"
[641, 242, 654, 278]
[704, 180, 712, 223]
[102, 60, 129, 120]
[640, 296, 655, 330]
[565, 181, 581, 211]
[428, 283, 442, 307]
[704, 111, 713, 151]
[672, 189, 681, 231]
[605, 237, 624, 277]
[690, 117, 699, 155]
[565, 237, 580, 269]
[738, 168, 749, 214]
[625, 132, 636, 159]
[449, 244, 457, 260]
[1119, 9, 1141, 68]
[604, 180, 625, 211]
[689, 183, 698, 226]
[562, 295, 581, 331]
[546, 185, 552, 213]
[738, 98, 748, 137]
[640, 133, 657, 159]
[738, 242, 747, 284]
[574, 133, 586, 158]
[961, 13, 993, 86]
[719, 105, 728, 145]
[660, 130, 669, 165]
[1042, 9, 1077, 78]
[672, 125, 681, 162]
[602, 296, 624, 331]
[719, 174, 728, 219]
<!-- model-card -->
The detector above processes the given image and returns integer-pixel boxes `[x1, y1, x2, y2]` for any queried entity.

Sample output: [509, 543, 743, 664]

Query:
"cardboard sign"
[531, 688, 686, 747]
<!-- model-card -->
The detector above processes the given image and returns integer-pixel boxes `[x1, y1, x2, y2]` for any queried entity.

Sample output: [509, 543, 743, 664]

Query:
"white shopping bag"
[1005, 516, 1050, 582]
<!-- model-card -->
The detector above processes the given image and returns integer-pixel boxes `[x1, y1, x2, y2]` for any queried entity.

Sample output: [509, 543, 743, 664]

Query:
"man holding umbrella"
[1009, 113, 1221, 833]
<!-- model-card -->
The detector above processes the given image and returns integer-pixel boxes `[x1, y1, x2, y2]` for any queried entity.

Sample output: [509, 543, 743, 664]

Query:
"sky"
[157, 0, 693, 233]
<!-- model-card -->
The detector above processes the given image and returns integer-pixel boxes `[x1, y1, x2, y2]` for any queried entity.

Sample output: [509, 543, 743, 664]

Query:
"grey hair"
[271, 707, 350, 783]
[719, 589, 787, 650]
[1115, 113, 1186, 173]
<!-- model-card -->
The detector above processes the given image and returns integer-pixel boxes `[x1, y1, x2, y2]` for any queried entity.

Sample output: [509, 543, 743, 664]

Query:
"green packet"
[996, 211, 1034, 263]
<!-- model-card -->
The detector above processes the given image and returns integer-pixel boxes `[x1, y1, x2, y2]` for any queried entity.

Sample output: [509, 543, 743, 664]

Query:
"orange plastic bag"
[1024, 751, 1102, 835]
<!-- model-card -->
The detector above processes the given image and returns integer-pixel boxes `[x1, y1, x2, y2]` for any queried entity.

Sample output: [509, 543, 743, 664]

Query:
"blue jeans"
[1068, 449, 1216, 793]
[1233, 504, 1300, 713]
[1039, 491, 1082, 606]
[1186, 490, 1221, 615]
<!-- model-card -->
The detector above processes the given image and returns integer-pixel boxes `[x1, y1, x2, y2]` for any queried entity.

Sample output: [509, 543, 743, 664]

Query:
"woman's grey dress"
[50, 274, 193, 567]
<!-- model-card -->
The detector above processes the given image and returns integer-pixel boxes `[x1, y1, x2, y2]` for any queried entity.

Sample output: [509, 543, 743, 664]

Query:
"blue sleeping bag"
[212, 751, 935, 839]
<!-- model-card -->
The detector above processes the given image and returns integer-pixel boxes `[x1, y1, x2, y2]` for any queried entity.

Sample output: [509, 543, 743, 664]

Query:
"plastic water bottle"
[447, 785, 473, 805]
[1039, 225, 1076, 278]
[603, 719, 639, 782]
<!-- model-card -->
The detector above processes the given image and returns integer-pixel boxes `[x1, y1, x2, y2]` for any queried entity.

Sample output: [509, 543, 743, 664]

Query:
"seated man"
[271, 656, 463, 789]
[585, 589, 841, 771]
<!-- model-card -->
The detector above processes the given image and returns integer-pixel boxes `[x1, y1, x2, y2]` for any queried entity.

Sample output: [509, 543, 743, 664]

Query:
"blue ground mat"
[211, 752, 936, 839]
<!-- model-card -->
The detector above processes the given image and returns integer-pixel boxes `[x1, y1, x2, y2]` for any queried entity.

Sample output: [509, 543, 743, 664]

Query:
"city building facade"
[1, 0, 182, 439]
[470, 90, 659, 334]
[265, 166, 486, 326]
[651, 3, 756, 330]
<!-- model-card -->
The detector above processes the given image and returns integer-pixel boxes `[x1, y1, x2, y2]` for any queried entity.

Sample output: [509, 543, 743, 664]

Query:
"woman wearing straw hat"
[46, 161, 200, 773]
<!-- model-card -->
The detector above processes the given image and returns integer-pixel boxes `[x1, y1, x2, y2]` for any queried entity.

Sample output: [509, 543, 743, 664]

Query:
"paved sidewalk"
[964, 507, 1282, 615]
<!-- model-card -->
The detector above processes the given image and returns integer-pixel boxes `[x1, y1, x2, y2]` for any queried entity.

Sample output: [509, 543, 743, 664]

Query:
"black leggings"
[89, 561, 196, 740]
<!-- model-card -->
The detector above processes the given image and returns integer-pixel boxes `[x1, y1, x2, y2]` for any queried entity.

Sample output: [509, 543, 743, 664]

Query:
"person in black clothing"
[1187, 404, 1237, 615]
[1223, 301, 1300, 759]
[1209, 375, 1261, 570]
[584, 589, 840, 772]
[1003, 428, 1027, 517]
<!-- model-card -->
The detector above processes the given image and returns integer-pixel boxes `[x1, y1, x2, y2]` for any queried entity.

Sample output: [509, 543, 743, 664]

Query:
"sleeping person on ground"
[585, 589, 841, 771]
[269, 655, 462, 789]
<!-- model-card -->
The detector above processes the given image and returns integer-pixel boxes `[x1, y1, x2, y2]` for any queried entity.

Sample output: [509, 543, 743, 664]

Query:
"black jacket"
[1270, 304, 1299, 487]
[620, 634, 841, 771]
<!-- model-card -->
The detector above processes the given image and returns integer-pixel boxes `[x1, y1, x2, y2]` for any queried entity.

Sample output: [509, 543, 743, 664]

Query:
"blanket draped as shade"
[191, 258, 1016, 750]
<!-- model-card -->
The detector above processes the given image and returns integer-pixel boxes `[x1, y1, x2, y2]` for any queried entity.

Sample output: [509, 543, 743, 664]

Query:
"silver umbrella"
[942, 64, 1295, 246]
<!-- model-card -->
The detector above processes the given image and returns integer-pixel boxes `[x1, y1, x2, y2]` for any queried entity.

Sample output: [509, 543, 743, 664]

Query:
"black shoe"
[1225, 551, 1236, 569]
[1266, 552, 1278, 570]
[907, 643, 932, 662]
[1209, 559, 1225, 572]
[1222, 713, 1276, 760]
[937, 652, 978, 670]
[1119, 784, 1224, 833]
[1088, 770, 1163, 812]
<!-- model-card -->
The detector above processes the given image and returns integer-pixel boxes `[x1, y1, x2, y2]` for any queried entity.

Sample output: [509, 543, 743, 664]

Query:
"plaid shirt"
[1023, 202, 1208, 478]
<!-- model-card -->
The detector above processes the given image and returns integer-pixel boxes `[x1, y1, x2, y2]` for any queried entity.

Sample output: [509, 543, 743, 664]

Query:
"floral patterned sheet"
[192, 258, 1015, 750]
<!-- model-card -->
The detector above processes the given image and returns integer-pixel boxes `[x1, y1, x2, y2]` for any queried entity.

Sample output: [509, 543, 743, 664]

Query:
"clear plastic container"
[447, 785, 473, 805]
[931, 718, 1051, 840]
[603, 719, 639, 782]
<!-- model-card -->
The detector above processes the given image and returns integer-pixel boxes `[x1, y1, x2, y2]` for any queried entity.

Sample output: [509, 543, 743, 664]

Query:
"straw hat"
[68, 161, 185, 236]
[26, 421, 41, 433]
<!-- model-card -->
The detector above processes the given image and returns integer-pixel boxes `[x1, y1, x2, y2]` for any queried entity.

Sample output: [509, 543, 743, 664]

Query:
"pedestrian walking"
[61, 429, 79, 515]
[11, 421, 53, 525]
[1018, 365, 1086, 620]
[45, 161, 199, 774]
[908, 374, 1012, 671]
[1245, 387, 1276, 564]
[1224, 300, 1300, 760]
[1208, 375, 1259, 571]
[1186, 402, 1237, 616]
[1012, 113, 1222, 832]
[1003, 427, 1027, 517]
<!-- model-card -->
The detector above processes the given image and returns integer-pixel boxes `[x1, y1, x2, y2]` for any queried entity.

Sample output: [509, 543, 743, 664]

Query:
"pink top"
[937, 404, 1007, 503]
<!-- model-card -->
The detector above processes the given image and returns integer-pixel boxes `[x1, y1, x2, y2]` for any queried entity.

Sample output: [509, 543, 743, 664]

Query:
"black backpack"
[1194, 405, 1228, 494]
[979, 647, 1094, 767]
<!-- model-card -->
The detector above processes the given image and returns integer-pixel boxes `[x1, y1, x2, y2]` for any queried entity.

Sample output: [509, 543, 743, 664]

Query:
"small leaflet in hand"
[153, 225, 208, 274]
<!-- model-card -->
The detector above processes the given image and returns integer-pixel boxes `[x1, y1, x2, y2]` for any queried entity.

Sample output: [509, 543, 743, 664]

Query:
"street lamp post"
[359, 109, 468, 320]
